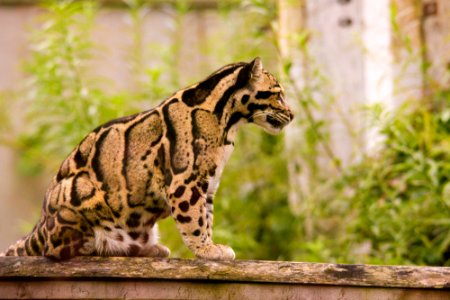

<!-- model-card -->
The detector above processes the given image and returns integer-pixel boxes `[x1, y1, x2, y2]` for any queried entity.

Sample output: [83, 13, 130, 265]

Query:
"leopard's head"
[235, 57, 294, 135]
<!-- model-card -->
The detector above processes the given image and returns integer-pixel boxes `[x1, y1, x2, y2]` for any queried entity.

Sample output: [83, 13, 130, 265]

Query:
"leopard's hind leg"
[135, 225, 170, 257]
[42, 174, 101, 259]
[42, 209, 95, 259]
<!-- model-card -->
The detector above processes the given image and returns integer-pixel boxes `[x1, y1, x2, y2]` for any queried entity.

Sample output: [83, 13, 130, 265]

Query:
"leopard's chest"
[207, 144, 234, 197]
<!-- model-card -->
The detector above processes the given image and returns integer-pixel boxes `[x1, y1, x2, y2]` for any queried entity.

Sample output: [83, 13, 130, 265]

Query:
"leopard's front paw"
[195, 244, 235, 260]
[139, 244, 171, 258]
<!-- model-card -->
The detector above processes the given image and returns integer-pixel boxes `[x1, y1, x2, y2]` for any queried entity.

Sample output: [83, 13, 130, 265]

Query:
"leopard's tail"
[1, 217, 46, 257]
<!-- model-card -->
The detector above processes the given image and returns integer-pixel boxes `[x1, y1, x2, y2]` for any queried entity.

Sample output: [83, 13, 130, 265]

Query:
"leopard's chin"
[264, 113, 290, 135]
[263, 125, 283, 135]
[253, 115, 287, 135]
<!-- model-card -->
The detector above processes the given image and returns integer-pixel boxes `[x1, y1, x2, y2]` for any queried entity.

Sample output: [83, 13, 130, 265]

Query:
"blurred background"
[0, 0, 449, 265]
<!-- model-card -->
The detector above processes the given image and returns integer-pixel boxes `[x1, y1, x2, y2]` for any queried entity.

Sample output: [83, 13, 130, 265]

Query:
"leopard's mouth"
[251, 110, 293, 135]
[266, 112, 292, 129]
[266, 115, 284, 128]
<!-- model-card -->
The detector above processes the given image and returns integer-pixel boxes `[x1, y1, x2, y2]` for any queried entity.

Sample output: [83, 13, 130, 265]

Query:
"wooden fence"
[1, 257, 449, 299]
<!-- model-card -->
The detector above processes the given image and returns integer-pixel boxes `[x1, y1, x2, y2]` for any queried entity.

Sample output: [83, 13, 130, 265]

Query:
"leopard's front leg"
[169, 181, 235, 260]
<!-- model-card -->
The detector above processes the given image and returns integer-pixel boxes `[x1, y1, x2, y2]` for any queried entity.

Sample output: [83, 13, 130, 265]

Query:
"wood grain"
[1, 257, 449, 289]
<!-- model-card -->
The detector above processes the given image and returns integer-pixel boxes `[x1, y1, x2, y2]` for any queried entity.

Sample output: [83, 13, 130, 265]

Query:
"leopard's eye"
[277, 93, 285, 104]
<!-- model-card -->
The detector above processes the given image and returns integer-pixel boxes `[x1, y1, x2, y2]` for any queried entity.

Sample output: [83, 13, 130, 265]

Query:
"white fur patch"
[94, 225, 159, 256]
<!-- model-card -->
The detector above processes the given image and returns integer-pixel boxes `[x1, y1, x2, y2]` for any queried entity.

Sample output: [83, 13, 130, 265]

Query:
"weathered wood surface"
[1, 257, 450, 299]
[1, 256, 450, 287]
[3, 280, 450, 300]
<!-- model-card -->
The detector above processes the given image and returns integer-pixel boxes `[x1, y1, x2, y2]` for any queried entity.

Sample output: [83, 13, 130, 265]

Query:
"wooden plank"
[1, 280, 450, 300]
[1, 257, 449, 289]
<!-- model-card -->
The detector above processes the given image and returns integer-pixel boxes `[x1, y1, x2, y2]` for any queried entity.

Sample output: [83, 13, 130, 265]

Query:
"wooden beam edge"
[1, 257, 449, 289]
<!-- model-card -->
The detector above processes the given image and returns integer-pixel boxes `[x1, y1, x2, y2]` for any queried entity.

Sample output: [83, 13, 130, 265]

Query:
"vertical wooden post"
[278, 0, 366, 217]
[278, 0, 306, 215]
[390, 0, 424, 104]
[422, 0, 450, 90]
[362, 0, 394, 150]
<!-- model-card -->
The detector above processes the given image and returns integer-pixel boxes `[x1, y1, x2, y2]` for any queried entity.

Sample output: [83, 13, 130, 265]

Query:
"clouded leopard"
[1, 57, 293, 260]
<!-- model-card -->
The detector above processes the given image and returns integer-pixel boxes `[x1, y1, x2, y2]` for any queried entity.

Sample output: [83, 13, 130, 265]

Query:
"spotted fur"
[1, 58, 293, 260]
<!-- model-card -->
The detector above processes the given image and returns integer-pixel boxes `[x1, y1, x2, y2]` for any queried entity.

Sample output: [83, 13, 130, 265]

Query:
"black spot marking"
[176, 214, 192, 223]
[190, 109, 205, 167]
[95, 113, 139, 131]
[190, 187, 201, 206]
[241, 94, 250, 104]
[129, 232, 140, 240]
[48, 203, 57, 215]
[193, 229, 201, 236]
[198, 217, 204, 227]
[37, 228, 45, 245]
[51, 237, 62, 249]
[200, 181, 209, 193]
[30, 236, 40, 254]
[184, 172, 198, 185]
[178, 201, 190, 212]
[142, 232, 149, 244]
[247, 103, 269, 114]
[91, 128, 112, 183]
[225, 112, 244, 134]
[74, 148, 86, 169]
[174, 186, 186, 198]
[116, 233, 124, 242]
[60, 246, 72, 260]
[128, 244, 141, 256]
[56, 169, 64, 182]
[126, 212, 141, 228]
[157, 145, 172, 186]
[255, 91, 274, 99]
[145, 206, 165, 214]
[144, 217, 156, 227]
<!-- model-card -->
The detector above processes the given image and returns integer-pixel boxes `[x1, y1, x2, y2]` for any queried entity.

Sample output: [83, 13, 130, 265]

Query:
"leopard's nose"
[288, 110, 294, 121]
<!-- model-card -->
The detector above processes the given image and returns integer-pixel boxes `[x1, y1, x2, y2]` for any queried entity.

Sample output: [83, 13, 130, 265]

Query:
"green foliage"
[18, 0, 137, 175]
[345, 96, 450, 265]
[1, 0, 448, 266]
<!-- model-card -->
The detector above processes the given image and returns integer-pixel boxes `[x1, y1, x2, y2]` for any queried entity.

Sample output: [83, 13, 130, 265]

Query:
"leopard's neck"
[172, 62, 250, 146]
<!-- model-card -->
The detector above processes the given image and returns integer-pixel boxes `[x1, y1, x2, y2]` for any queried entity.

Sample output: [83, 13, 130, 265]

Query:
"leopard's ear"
[235, 57, 263, 88]
[249, 57, 263, 82]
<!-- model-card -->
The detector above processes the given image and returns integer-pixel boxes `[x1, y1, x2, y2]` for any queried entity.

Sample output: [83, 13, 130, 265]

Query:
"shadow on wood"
[1, 257, 449, 299]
